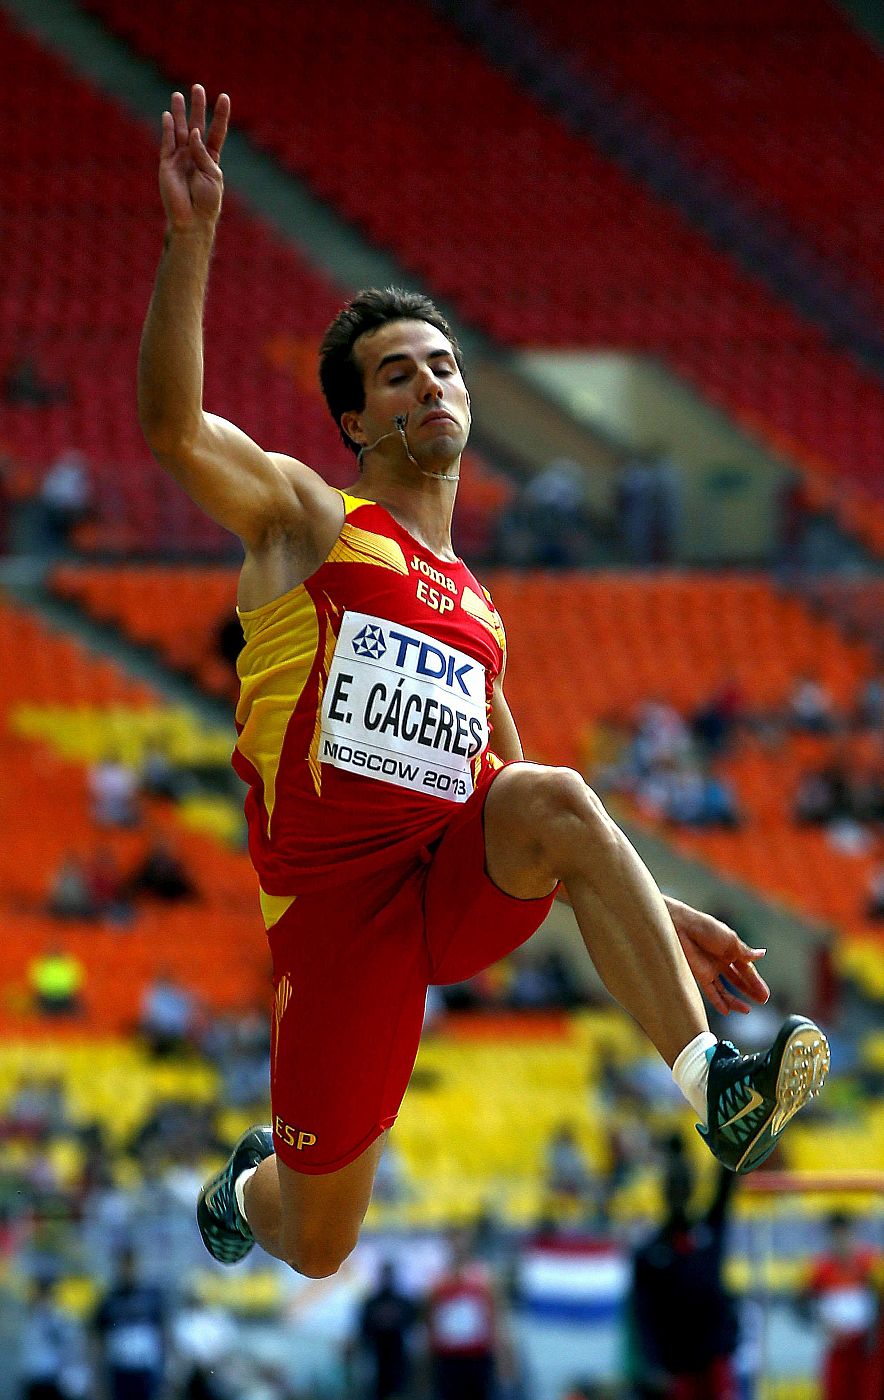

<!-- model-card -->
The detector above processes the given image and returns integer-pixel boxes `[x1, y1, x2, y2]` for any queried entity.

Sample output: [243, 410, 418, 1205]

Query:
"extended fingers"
[190, 83, 207, 135]
[160, 109, 175, 158]
[205, 92, 231, 164]
[170, 90, 189, 147]
[728, 959, 770, 1002]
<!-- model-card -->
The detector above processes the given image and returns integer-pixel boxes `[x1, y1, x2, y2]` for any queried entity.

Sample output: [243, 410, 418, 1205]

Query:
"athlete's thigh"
[424, 764, 557, 986]
[267, 865, 429, 1177]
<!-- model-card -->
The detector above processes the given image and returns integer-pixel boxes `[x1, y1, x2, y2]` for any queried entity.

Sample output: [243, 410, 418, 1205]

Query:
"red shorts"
[267, 764, 556, 1174]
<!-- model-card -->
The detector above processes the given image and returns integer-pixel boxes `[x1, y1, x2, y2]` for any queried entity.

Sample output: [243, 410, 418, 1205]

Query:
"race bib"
[319, 611, 488, 802]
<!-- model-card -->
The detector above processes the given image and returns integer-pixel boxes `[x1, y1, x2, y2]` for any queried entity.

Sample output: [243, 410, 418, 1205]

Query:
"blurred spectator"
[801, 1212, 882, 1400]
[3, 1075, 67, 1144]
[636, 760, 740, 829]
[551, 951, 584, 1007]
[634, 700, 693, 773]
[508, 948, 562, 1010]
[352, 1259, 420, 1400]
[91, 1247, 167, 1400]
[140, 744, 189, 803]
[89, 755, 141, 830]
[129, 837, 197, 903]
[87, 847, 135, 927]
[776, 468, 813, 571]
[794, 760, 850, 826]
[667, 767, 740, 828]
[627, 1138, 739, 1399]
[855, 673, 883, 731]
[793, 739, 883, 855]
[15, 1276, 83, 1400]
[170, 1287, 236, 1400]
[866, 866, 884, 921]
[39, 450, 91, 550]
[616, 446, 682, 565]
[496, 458, 591, 568]
[201, 1011, 270, 1109]
[691, 681, 744, 759]
[604, 1089, 653, 1202]
[844, 741, 884, 825]
[2, 354, 68, 407]
[426, 1229, 510, 1400]
[47, 854, 96, 922]
[488, 946, 577, 1011]
[544, 1123, 598, 1222]
[138, 973, 198, 1058]
[28, 947, 85, 1018]
[788, 673, 837, 734]
[522, 457, 589, 567]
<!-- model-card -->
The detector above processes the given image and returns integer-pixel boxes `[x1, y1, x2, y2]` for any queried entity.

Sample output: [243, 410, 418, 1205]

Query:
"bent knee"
[522, 766, 613, 863]
[283, 1226, 359, 1280]
[529, 766, 606, 827]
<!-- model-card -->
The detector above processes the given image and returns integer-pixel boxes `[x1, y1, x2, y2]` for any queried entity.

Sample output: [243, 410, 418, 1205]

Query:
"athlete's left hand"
[664, 896, 770, 1016]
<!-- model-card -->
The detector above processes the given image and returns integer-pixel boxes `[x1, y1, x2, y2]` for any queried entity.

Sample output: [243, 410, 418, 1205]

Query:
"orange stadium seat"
[0, 598, 267, 1037]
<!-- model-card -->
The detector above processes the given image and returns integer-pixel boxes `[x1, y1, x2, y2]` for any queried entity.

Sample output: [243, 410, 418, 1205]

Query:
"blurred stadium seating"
[512, 0, 884, 320]
[0, 1, 881, 1394]
[80, 0, 884, 540]
[46, 564, 884, 992]
[0, 596, 267, 1035]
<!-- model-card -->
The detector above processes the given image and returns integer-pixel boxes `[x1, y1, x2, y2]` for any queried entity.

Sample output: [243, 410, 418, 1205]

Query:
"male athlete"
[139, 88, 829, 1280]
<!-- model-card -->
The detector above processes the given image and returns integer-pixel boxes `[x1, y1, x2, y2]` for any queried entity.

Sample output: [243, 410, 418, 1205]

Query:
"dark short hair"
[318, 287, 465, 455]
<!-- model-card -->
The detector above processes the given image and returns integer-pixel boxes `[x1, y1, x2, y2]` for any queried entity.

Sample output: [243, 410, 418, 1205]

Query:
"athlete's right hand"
[159, 84, 230, 231]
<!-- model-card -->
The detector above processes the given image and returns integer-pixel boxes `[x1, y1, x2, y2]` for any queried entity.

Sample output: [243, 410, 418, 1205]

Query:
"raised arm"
[138, 85, 338, 550]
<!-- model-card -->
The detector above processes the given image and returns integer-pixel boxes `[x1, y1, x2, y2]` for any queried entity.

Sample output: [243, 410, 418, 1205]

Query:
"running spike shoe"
[701, 1015, 829, 1174]
[196, 1124, 274, 1265]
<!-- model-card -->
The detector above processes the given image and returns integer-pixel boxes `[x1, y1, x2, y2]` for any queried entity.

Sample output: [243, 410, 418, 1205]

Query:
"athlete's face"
[343, 319, 471, 469]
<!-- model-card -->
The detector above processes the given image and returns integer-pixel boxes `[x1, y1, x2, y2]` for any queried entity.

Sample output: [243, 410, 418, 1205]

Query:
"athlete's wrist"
[163, 218, 218, 249]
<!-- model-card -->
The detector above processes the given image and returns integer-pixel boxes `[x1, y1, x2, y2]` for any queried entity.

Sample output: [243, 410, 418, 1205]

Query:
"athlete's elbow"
[137, 385, 200, 457]
[138, 406, 202, 468]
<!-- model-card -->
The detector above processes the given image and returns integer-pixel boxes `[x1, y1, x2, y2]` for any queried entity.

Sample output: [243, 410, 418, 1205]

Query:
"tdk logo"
[388, 629, 474, 696]
[352, 624, 386, 660]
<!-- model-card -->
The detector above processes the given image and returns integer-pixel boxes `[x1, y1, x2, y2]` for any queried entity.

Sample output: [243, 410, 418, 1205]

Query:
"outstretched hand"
[159, 84, 230, 230]
[665, 896, 770, 1016]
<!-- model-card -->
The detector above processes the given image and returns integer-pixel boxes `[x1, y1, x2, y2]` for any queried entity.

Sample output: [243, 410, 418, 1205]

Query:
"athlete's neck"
[351, 468, 459, 563]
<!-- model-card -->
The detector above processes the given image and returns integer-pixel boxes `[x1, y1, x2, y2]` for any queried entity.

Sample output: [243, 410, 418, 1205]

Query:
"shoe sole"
[735, 1020, 830, 1173]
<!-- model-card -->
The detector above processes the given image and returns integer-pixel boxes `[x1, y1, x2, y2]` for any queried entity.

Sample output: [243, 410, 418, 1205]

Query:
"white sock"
[672, 1032, 719, 1123]
[233, 1165, 258, 1229]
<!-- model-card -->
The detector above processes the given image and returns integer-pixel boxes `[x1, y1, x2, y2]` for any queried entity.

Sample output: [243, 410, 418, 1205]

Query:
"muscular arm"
[138, 86, 338, 550]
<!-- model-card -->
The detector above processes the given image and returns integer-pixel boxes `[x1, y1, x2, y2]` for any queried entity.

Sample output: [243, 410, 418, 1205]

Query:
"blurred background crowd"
[0, 0, 882, 1395]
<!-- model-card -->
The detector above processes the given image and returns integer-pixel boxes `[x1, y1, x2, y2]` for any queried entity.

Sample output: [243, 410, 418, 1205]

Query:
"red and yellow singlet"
[232, 492, 507, 903]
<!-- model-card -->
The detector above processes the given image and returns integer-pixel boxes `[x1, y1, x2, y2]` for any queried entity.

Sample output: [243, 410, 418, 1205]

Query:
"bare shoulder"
[235, 453, 345, 610]
[266, 451, 344, 536]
